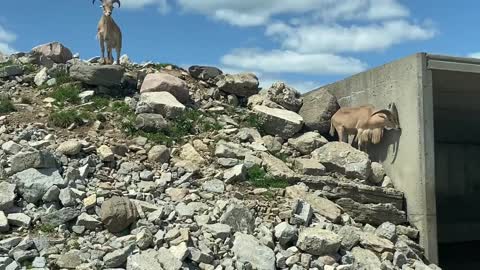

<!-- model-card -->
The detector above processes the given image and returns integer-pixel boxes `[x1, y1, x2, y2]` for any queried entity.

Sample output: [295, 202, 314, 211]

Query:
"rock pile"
[0, 42, 441, 270]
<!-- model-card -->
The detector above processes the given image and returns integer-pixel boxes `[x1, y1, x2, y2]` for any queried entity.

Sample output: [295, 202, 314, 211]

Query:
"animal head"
[370, 103, 401, 130]
[93, 0, 121, 16]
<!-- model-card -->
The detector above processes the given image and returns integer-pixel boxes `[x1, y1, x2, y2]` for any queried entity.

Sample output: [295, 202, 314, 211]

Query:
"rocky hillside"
[0, 42, 441, 270]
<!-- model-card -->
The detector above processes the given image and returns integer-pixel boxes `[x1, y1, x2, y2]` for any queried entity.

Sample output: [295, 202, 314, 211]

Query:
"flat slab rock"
[136, 92, 185, 119]
[140, 72, 190, 104]
[232, 232, 275, 270]
[70, 63, 125, 87]
[336, 198, 407, 226]
[253, 105, 304, 139]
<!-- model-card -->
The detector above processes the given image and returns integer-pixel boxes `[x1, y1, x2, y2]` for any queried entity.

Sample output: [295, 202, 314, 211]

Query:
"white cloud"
[120, 0, 170, 13]
[267, 20, 436, 54]
[468, 52, 480, 59]
[0, 25, 16, 55]
[176, 0, 410, 26]
[221, 49, 367, 75]
[259, 78, 320, 93]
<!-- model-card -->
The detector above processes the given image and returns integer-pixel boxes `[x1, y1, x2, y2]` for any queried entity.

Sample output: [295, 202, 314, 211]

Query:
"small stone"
[0, 182, 16, 210]
[148, 145, 170, 163]
[0, 211, 9, 232]
[274, 222, 298, 248]
[296, 226, 341, 256]
[202, 179, 225, 194]
[100, 196, 138, 233]
[157, 247, 184, 270]
[375, 222, 397, 241]
[32, 257, 47, 268]
[97, 145, 114, 161]
[220, 204, 254, 234]
[59, 188, 76, 207]
[232, 232, 275, 270]
[2, 141, 22, 155]
[294, 158, 326, 176]
[136, 228, 154, 250]
[76, 213, 101, 230]
[83, 194, 97, 208]
[42, 185, 60, 202]
[170, 242, 189, 261]
[290, 200, 313, 226]
[223, 164, 246, 183]
[41, 207, 80, 227]
[369, 162, 385, 184]
[204, 223, 232, 240]
[103, 244, 135, 268]
[57, 140, 82, 156]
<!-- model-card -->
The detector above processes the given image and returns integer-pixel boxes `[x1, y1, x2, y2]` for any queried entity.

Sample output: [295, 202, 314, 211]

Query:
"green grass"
[39, 223, 55, 233]
[114, 103, 223, 146]
[241, 112, 266, 134]
[0, 97, 15, 114]
[22, 63, 36, 74]
[20, 96, 33, 104]
[246, 164, 289, 189]
[50, 70, 73, 85]
[49, 109, 92, 128]
[50, 84, 82, 107]
[274, 152, 289, 163]
[82, 96, 111, 111]
[0, 60, 13, 69]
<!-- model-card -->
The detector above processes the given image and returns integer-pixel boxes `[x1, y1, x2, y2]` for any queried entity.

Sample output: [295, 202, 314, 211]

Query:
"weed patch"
[50, 85, 81, 106]
[246, 164, 289, 189]
[49, 109, 92, 128]
[0, 97, 15, 114]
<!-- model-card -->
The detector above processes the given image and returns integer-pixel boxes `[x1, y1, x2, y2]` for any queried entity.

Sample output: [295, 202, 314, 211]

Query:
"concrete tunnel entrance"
[303, 53, 480, 268]
[430, 57, 480, 269]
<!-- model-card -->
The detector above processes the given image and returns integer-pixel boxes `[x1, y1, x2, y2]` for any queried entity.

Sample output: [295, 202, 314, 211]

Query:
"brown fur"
[94, 0, 122, 65]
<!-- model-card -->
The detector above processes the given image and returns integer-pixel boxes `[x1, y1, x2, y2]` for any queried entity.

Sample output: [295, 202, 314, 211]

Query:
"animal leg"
[115, 47, 121, 65]
[107, 47, 113, 65]
[337, 126, 346, 143]
[99, 36, 105, 65]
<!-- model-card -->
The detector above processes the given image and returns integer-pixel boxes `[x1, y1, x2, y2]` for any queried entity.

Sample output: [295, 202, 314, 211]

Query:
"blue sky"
[1, 1, 479, 92]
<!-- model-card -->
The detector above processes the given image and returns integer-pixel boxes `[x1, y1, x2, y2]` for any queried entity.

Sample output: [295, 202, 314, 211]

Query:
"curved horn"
[112, 0, 121, 7]
[92, 0, 102, 4]
[371, 109, 393, 117]
[389, 102, 400, 126]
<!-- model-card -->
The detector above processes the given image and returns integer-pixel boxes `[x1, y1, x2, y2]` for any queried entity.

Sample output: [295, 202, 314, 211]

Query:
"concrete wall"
[303, 53, 438, 262]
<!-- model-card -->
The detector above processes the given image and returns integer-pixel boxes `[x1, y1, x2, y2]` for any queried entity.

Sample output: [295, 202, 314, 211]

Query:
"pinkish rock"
[140, 73, 190, 104]
[31, 42, 73, 64]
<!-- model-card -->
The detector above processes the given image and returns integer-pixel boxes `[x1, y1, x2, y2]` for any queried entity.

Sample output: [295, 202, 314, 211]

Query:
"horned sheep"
[329, 103, 400, 151]
[92, 0, 122, 65]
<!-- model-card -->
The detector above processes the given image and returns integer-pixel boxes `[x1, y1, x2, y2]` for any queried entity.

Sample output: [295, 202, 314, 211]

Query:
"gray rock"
[253, 105, 304, 139]
[288, 132, 328, 155]
[32, 257, 46, 268]
[189, 247, 213, 264]
[265, 82, 303, 112]
[359, 232, 394, 253]
[169, 242, 189, 261]
[157, 247, 184, 270]
[396, 225, 419, 240]
[312, 142, 371, 180]
[299, 89, 339, 134]
[232, 232, 275, 270]
[296, 226, 341, 256]
[0, 211, 9, 232]
[216, 73, 259, 97]
[176, 202, 195, 218]
[223, 164, 246, 183]
[0, 65, 23, 78]
[260, 152, 299, 181]
[55, 251, 83, 269]
[136, 228, 154, 250]
[336, 198, 407, 226]
[337, 226, 361, 250]
[40, 207, 81, 227]
[32, 42, 73, 63]
[7, 213, 31, 227]
[9, 150, 57, 174]
[100, 196, 138, 233]
[369, 162, 385, 184]
[202, 179, 225, 194]
[2, 141, 22, 155]
[42, 185, 60, 202]
[135, 113, 169, 132]
[216, 158, 239, 168]
[140, 72, 190, 104]
[97, 145, 114, 161]
[59, 188, 76, 207]
[57, 140, 82, 156]
[70, 63, 125, 87]
[136, 92, 185, 119]
[220, 204, 254, 234]
[291, 199, 313, 226]
[215, 140, 249, 158]
[126, 249, 163, 270]
[304, 194, 342, 222]
[262, 135, 282, 153]
[12, 249, 38, 263]
[34, 67, 48, 86]
[375, 222, 397, 241]
[13, 168, 67, 203]
[148, 145, 170, 163]
[393, 251, 408, 268]
[204, 223, 232, 240]
[0, 182, 15, 210]
[351, 247, 381, 270]
[188, 65, 223, 81]
[76, 213, 101, 230]
[274, 222, 298, 247]
[79, 90, 95, 102]
[294, 159, 326, 176]
[103, 244, 135, 268]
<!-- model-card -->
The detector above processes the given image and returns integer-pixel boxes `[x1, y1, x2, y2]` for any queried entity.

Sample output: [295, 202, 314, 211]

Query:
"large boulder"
[100, 196, 138, 233]
[265, 82, 303, 112]
[70, 63, 125, 87]
[232, 233, 275, 270]
[31, 42, 73, 64]
[140, 73, 190, 104]
[312, 142, 371, 180]
[12, 168, 67, 204]
[8, 149, 57, 174]
[0, 65, 23, 78]
[299, 89, 339, 134]
[253, 105, 304, 139]
[216, 73, 259, 97]
[135, 92, 185, 119]
[288, 131, 328, 155]
[188, 65, 222, 81]
[296, 226, 341, 256]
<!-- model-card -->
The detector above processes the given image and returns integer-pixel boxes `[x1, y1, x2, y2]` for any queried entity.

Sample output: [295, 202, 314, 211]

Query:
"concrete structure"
[304, 52, 480, 268]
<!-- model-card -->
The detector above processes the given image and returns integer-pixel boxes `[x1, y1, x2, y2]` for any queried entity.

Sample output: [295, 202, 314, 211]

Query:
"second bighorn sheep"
[329, 103, 400, 150]
[92, 0, 122, 65]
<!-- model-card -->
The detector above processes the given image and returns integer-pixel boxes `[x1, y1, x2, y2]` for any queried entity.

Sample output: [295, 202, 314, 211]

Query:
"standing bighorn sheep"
[92, 0, 122, 65]
[329, 103, 400, 150]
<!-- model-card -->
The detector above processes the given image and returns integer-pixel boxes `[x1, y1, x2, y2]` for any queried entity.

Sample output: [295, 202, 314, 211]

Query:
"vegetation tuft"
[0, 97, 16, 114]
[241, 112, 266, 134]
[246, 164, 289, 189]
[50, 84, 82, 107]
[49, 109, 92, 128]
